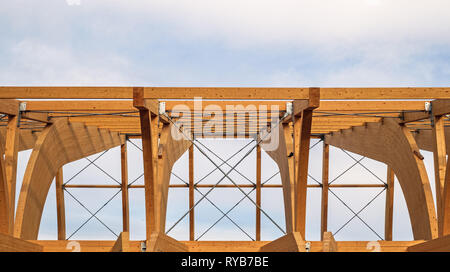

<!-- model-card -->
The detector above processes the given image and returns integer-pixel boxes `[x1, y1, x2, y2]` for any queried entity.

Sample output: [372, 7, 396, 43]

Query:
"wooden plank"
[432, 115, 447, 237]
[322, 232, 338, 252]
[320, 143, 329, 240]
[189, 145, 194, 241]
[110, 232, 130, 252]
[4, 115, 19, 232]
[0, 99, 19, 116]
[256, 144, 261, 241]
[294, 108, 315, 236]
[408, 234, 450, 252]
[0, 131, 10, 234]
[121, 143, 130, 232]
[147, 232, 189, 252]
[55, 168, 66, 240]
[431, 99, 450, 116]
[3, 87, 450, 99]
[259, 232, 306, 252]
[325, 119, 438, 240]
[0, 233, 42, 252]
[14, 119, 125, 239]
[137, 107, 157, 239]
[385, 166, 395, 241]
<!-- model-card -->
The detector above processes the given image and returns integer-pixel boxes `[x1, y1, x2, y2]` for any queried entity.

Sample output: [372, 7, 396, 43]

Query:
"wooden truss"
[1, 87, 450, 252]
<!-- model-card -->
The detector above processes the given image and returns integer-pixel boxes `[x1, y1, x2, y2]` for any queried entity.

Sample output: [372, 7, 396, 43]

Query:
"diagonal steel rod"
[165, 113, 286, 235]
[329, 188, 385, 240]
[65, 188, 120, 239]
[84, 157, 122, 186]
[171, 172, 254, 241]
[195, 140, 256, 185]
[63, 150, 109, 186]
[328, 156, 365, 186]
[340, 149, 387, 185]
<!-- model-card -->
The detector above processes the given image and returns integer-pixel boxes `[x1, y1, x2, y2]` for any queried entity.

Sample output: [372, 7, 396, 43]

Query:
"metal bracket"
[159, 102, 166, 115]
[140, 241, 147, 252]
[305, 241, 311, 252]
[286, 102, 293, 115]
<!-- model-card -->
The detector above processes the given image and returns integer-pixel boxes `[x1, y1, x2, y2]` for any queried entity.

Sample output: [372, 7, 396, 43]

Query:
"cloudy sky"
[2, 0, 449, 243]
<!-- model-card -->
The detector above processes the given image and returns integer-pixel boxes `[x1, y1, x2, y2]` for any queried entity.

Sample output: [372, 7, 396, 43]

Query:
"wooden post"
[55, 168, 66, 240]
[121, 143, 130, 233]
[189, 145, 195, 241]
[432, 115, 447, 237]
[256, 144, 262, 241]
[385, 166, 395, 241]
[4, 114, 19, 234]
[294, 109, 314, 237]
[134, 88, 159, 240]
[320, 143, 329, 240]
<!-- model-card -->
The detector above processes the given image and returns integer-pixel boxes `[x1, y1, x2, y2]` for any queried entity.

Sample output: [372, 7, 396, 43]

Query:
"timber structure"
[0, 87, 450, 252]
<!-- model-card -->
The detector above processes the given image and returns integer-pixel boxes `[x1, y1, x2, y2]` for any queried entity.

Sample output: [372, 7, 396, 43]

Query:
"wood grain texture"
[147, 232, 189, 252]
[110, 232, 130, 252]
[0, 132, 10, 234]
[261, 124, 294, 233]
[0, 233, 42, 252]
[259, 232, 306, 252]
[322, 232, 338, 252]
[408, 235, 450, 252]
[14, 118, 125, 239]
[325, 118, 437, 240]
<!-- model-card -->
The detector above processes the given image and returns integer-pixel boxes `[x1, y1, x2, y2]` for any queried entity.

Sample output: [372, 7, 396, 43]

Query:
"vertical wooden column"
[385, 166, 395, 241]
[189, 145, 195, 241]
[320, 143, 329, 240]
[293, 88, 320, 237]
[134, 87, 159, 240]
[121, 143, 130, 233]
[4, 114, 19, 234]
[432, 114, 447, 237]
[55, 168, 66, 240]
[256, 144, 262, 241]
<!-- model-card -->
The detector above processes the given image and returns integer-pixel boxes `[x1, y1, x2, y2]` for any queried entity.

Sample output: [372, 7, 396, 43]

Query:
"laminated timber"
[14, 118, 125, 239]
[325, 118, 438, 240]
[3, 87, 450, 252]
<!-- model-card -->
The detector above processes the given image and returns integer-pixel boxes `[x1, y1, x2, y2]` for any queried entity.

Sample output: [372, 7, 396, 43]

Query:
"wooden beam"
[443, 152, 450, 236]
[408, 234, 450, 252]
[3, 87, 450, 99]
[121, 143, 130, 233]
[4, 115, 19, 232]
[21, 111, 51, 123]
[0, 131, 10, 234]
[431, 99, 450, 117]
[320, 143, 329, 240]
[293, 89, 319, 236]
[259, 232, 306, 252]
[261, 124, 294, 233]
[0, 99, 20, 116]
[322, 232, 338, 252]
[432, 114, 447, 237]
[110, 232, 130, 252]
[256, 144, 261, 241]
[325, 119, 438, 240]
[147, 232, 189, 252]
[14, 119, 125, 239]
[189, 145, 194, 241]
[385, 166, 395, 241]
[0, 232, 42, 252]
[55, 168, 66, 240]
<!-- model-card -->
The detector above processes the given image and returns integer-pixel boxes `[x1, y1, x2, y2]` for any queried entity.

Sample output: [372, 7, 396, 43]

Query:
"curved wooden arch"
[325, 118, 438, 240]
[443, 158, 450, 236]
[156, 123, 192, 232]
[261, 123, 294, 233]
[14, 119, 125, 239]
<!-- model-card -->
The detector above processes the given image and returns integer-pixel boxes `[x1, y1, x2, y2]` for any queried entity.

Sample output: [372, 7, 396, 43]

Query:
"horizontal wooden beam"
[1, 87, 449, 99]
[0, 233, 42, 252]
[407, 235, 450, 252]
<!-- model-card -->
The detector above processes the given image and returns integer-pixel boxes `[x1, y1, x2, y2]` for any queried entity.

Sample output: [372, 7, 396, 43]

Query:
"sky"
[2, 0, 449, 243]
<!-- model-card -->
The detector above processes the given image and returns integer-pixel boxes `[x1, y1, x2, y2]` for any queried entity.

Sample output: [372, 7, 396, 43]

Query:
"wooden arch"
[325, 118, 438, 240]
[0, 136, 10, 234]
[14, 119, 125, 239]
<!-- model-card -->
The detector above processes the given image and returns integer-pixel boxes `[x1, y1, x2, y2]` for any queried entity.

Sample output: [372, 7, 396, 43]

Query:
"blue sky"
[2, 0, 449, 243]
